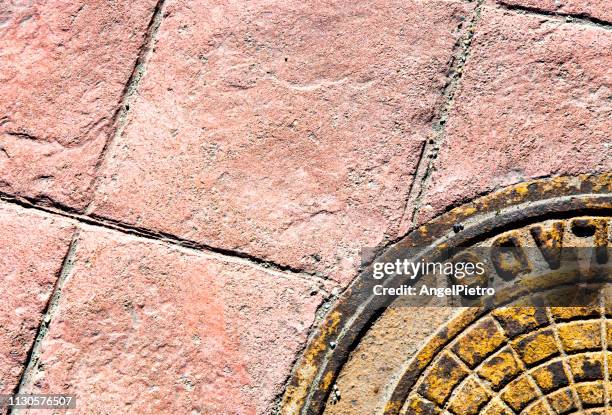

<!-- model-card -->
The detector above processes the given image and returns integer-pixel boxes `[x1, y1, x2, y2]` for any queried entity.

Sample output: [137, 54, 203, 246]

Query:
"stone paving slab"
[495, 0, 612, 23]
[0, 204, 74, 395]
[0, 0, 158, 209]
[18, 226, 326, 414]
[89, 0, 475, 284]
[417, 6, 612, 224]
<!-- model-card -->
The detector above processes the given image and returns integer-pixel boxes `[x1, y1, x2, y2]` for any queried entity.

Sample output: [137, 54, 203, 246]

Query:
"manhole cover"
[281, 174, 611, 415]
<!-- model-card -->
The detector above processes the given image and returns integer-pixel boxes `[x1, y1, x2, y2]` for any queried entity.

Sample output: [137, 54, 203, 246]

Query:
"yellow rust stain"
[557, 321, 601, 352]
[529, 361, 568, 392]
[414, 308, 480, 369]
[439, 174, 610, 231]
[530, 220, 564, 252]
[571, 217, 609, 250]
[590, 172, 612, 192]
[549, 306, 600, 321]
[477, 348, 521, 389]
[453, 205, 478, 217]
[383, 400, 403, 415]
[416, 342, 440, 368]
[532, 368, 554, 391]
[280, 310, 342, 414]
[303, 310, 342, 364]
[397, 395, 439, 415]
[514, 182, 530, 197]
[548, 388, 575, 414]
[522, 399, 549, 415]
[436, 242, 448, 250]
[448, 376, 491, 415]
[463, 206, 477, 215]
[575, 382, 605, 405]
[540, 175, 571, 193]
[521, 270, 578, 293]
[452, 317, 506, 367]
[512, 329, 558, 366]
[492, 307, 545, 335]
[568, 352, 604, 381]
[481, 399, 513, 415]
[320, 371, 334, 390]
[500, 376, 538, 411]
[418, 352, 469, 405]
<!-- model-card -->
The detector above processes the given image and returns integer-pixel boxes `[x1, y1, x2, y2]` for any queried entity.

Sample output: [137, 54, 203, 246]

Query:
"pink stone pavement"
[89, 0, 475, 284]
[0, 205, 74, 395]
[0, 0, 159, 209]
[415, 5, 612, 225]
[0, 0, 610, 414]
[18, 228, 325, 414]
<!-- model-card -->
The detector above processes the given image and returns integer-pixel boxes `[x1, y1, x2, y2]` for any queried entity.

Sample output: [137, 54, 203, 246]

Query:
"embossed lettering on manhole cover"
[281, 174, 611, 415]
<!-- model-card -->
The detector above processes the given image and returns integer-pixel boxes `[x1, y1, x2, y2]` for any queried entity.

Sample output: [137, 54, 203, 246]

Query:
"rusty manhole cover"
[281, 174, 611, 415]
[387, 305, 610, 415]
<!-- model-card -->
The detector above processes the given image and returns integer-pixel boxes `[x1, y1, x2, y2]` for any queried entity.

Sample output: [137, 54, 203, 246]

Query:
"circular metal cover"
[280, 174, 612, 415]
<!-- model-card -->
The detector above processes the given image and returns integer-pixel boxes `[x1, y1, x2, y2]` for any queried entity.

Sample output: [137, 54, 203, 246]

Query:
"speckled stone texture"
[89, 0, 475, 285]
[0, 0, 158, 209]
[417, 6, 612, 224]
[18, 227, 326, 414]
[0, 204, 74, 394]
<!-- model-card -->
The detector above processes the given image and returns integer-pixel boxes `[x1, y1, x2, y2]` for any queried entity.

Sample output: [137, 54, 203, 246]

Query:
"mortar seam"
[0, 193, 333, 287]
[398, 0, 485, 240]
[495, 2, 612, 30]
[84, 0, 169, 214]
[8, 231, 80, 415]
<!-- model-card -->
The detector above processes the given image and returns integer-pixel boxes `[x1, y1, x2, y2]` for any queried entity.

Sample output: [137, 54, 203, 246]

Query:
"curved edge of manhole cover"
[280, 173, 612, 415]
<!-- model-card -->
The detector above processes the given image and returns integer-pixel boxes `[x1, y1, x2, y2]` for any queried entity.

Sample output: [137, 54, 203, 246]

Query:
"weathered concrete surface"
[19, 227, 326, 414]
[0, 0, 158, 209]
[495, 0, 612, 23]
[0, 204, 74, 394]
[90, 0, 475, 284]
[417, 7, 612, 225]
